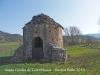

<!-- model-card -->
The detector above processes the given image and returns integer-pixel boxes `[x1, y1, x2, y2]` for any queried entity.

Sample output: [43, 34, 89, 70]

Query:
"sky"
[0, 0, 100, 35]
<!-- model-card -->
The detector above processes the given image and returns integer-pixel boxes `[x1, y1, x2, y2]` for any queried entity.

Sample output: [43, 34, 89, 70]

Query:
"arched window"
[34, 37, 43, 48]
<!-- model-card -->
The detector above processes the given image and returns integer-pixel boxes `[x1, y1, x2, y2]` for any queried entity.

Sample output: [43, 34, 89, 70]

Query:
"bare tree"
[85, 36, 100, 49]
[64, 27, 71, 46]
[69, 27, 81, 45]
[85, 36, 93, 46]
[64, 26, 81, 46]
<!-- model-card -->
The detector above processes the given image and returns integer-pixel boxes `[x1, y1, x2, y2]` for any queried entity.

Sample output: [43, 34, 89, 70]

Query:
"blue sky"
[0, 0, 100, 35]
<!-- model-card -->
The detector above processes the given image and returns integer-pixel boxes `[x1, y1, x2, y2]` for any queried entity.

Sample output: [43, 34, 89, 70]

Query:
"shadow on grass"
[0, 56, 12, 66]
[20, 59, 50, 64]
[0, 56, 50, 66]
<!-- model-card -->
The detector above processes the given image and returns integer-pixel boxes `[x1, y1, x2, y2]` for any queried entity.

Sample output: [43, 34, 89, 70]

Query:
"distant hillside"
[84, 33, 100, 38]
[0, 31, 23, 42]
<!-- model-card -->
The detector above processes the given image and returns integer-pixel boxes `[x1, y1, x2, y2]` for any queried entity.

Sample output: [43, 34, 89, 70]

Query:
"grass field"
[0, 42, 100, 75]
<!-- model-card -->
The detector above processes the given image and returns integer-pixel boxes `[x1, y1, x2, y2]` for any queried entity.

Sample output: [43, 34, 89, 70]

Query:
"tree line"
[63, 26, 100, 49]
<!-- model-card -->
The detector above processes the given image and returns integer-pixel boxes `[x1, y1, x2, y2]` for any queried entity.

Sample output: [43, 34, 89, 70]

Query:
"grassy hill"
[0, 42, 100, 75]
[0, 31, 22, 42]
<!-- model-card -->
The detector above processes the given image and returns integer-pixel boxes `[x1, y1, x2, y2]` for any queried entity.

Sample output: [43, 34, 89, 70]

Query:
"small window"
[34, 37, 43, 48]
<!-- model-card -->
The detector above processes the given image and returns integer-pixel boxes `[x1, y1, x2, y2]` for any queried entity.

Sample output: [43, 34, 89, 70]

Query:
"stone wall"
[11, 43, 67, 63]
[47, 43, 67, 62]
[11, 45, 24, 62]
[22, 23, 64, 59]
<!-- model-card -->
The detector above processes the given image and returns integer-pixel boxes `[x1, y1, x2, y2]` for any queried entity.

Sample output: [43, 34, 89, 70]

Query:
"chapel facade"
[11, 13, 67, 62]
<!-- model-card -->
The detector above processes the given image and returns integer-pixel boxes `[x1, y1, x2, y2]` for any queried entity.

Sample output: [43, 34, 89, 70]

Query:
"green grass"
[0, 42, 19, 57]
[0, 42, 100, 75]
[0, 42, 20, 46]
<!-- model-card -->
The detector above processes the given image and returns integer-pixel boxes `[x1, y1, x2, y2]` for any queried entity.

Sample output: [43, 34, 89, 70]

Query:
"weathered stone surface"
[11, 13, 67, 63]
[11, 45, 24, 62]
[47, 43, 67, 62]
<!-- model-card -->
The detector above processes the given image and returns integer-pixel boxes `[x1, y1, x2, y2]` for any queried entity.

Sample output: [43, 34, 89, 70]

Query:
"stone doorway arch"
[32, 37, 44, 59]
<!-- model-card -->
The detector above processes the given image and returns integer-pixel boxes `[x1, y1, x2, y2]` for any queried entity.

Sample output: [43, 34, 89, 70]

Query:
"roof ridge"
[25, 13, 63, 29]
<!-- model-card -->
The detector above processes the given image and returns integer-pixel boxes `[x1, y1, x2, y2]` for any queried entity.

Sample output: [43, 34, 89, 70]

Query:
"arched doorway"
[32, 37, 44, 59]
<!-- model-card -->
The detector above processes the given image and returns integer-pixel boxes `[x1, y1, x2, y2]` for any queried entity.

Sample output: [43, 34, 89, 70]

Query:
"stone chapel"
[11, 13, 67, 62]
